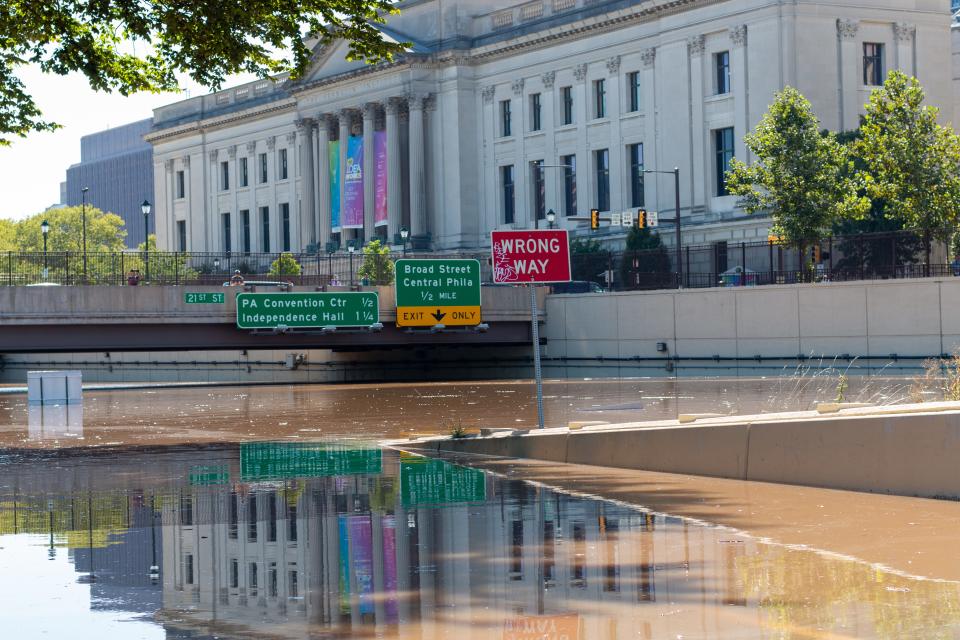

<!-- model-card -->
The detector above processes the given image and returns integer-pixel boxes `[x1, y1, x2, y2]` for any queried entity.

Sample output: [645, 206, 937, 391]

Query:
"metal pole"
[43, 234, 47, 277]
[144, 212, 150, 283]
[674, 168, 682, 288]
[81, 188, 88, 283]
[530, 282, 545, 429]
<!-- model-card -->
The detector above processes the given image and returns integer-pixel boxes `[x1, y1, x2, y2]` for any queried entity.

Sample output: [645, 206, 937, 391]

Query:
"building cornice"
[145, 98, 297, 145]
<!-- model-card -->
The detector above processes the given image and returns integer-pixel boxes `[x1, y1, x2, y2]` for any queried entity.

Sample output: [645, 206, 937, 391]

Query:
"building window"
[267, 494, 277, 542]
[531, 160, 545, 223]
[715, 51, 731, 95]
[260, 206, 270, 252]
[288, 506, 298, 542]
[501, 165, 515, 225]
[530, 93, 542, 132]
[259, 152, 268, 183]
[715, 127, 735, 196]
[249, 563, 259, 593]
[627, 71, 640, 112]
[629, 143, 644, 207]
[500, 100, 512, 137]
[594, 79, 606, 119]
[176, 170, 185, 199]
[562, 154, 577, 217]
[176, 220, 186, 252]
[864, 43, 884, 86]
[184, 554, 194, 585]
[247, 495, 258, 542]
[230, 559, 239, 589]
[289, 570, 299, 598]
[240, 210, 250, 254]
[220, 161, 229, 190]
[281, 203, 291, 251]
[279, 148, 288, 180]
[240, 157, 248, 187]
[221, 212, 231, 253]
[268, 565, 278, 598]
[595, 148, 610, 212]
[561, 86, 574, 125]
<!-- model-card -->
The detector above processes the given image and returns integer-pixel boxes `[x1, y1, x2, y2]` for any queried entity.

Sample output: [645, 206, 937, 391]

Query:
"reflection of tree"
[0, 493, 133, 549]
[737, 544, 960, 639]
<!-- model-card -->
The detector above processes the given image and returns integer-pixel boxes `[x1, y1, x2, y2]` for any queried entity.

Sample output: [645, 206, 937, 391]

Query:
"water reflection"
[27, 402, 83, 441]
[1, 444, 959, 638]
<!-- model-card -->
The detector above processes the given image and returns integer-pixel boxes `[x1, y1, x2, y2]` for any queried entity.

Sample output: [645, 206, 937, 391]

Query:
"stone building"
[146, 0, 955, 254]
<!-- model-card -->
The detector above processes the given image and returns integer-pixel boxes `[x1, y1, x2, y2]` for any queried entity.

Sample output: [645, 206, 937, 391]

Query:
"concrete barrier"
[399, 402, 960, 499]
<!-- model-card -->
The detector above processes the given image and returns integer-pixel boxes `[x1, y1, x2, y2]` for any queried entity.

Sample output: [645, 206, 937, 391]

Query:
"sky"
[0, 65, 242, 222]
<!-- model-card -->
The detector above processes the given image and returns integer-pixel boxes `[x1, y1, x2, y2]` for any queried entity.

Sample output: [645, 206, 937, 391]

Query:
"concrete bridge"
[0, 285, 542, 353]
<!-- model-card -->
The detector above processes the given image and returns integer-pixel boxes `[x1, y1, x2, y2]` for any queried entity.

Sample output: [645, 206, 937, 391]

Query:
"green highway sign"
[400, 453, 486, 506]
[236, 292, 379, 329]
[189, 464, 230, 486]
[184, 292, 225, 304]
[395, 259, 482, 327]
[240, 442, 383, 481]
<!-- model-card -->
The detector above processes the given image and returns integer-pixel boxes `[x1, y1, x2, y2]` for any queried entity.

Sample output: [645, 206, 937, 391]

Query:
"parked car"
[222, 280, 293, 289]
[550, 281, 604, 294]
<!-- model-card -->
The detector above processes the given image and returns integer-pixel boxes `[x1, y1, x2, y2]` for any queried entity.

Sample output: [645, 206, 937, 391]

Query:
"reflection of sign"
[240, 442, 382, 481]
[400, 455, 486, 506]
[395, 259, 482, 327]
[236, 292, 379, 329]
[491, 230, 572, 284]
[189, 465, 230, 486]
[503, 614, 582, 640]
[184, 292, 225, 304]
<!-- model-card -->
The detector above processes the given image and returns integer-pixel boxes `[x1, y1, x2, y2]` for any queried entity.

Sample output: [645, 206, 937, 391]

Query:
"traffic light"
[636, 209, 647, 229]
[590, 208, 600, 230]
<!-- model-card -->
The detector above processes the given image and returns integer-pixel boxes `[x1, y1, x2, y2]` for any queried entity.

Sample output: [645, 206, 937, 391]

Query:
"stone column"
[641, 48, 658, 211]
[385, 98, 403, 241]
[316, 114, 332, 247]
[606, 55, 624, 214]
[837, 19, 860, 131]
[541, 72, 558, 220]
[296, 118, 317, 247]
[338, 109, 352, 242]
[407, 93, 428, 238]
[362, 102, 378, 242]
[893, 23, 916, 76]
[573, 63, 591, 212]
[481, 86, 497, 231]
[730, 25, 749, 164]
[687, 35, 706, 211]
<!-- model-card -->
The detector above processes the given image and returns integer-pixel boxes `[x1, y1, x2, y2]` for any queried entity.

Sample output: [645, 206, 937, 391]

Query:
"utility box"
[27, 370, 82, 405]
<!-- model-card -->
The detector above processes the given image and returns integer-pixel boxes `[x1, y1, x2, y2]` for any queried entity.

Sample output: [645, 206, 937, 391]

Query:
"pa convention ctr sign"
[395, 259, 482, 327]
[236, 292, 379, 330]
[491, 229, 571, 284]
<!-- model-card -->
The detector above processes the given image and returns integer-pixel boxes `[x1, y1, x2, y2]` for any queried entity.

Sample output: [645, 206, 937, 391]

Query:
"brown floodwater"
[1, 377, 958, 639]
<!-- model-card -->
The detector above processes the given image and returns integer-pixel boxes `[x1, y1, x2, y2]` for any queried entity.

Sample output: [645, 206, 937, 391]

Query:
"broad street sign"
[395, 259, 482, 327]
[491, 229, 572, 284]
[236, 292, 379, 329]
[184, 292, 225, 304]
[400, 454, 486, 507]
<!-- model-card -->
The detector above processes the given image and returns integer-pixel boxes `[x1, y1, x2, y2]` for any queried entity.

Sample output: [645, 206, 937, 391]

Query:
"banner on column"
[343, 135, 364, 229]
[374, 131, 388, 226]
[329, 140, 341, 231]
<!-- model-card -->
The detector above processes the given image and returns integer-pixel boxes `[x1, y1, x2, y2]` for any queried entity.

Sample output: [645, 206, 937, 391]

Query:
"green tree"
[15, 206, 127, 252]
[268, 252, 302, 279]
[726, 87, 869, 250]
[854, 72, 960, 266]
[569, 238, 610, 284]
[0, 1, 405, 144]
[0, 219, 15, 251]
[127, 234, 199, 283]
[357, 239, 394, 285]
[619, 226, 671, 289]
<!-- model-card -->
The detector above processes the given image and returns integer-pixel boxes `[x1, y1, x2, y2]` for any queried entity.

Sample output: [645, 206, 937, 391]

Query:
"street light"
[546, 209, 556, 229]
[399, 226, 409, 256]
[141, 200, 151, 283]
[643, 167, 683, 288]
[81, 187, 89, 282]
[347, 242, 356, 288]
[41, 219, 49, 280]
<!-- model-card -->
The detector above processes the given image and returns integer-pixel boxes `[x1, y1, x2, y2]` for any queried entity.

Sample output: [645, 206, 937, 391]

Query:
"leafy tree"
[268, 252, 302, 279]
[0, 1, 404, 144]
[126, 234, 199, 283]
[619, 226, 671, 289]
[14, 206, 127, 252]
[854, 72, 960, 266]
[357, 239, 394, 285]
[0, 219, 15, 251]
[726, 87, 869, 250]
[569, 237, 610, 283]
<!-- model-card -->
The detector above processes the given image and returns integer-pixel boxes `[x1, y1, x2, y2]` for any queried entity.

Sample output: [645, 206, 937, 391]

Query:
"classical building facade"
[146, 0, 955, 254]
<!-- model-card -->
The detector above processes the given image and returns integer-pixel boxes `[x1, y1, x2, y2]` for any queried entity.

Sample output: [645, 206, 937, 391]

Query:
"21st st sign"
[491, 229, 571, 284]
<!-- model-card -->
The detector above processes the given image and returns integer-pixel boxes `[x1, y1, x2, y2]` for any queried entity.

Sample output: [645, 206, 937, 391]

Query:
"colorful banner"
[343, 135, 364, 228]
[374, 131, 388, 226]
[338, 515, 350, 614]
[348, 515, 375, 615]
[329, 140, 341, 231]
[382, 515, 399, 622]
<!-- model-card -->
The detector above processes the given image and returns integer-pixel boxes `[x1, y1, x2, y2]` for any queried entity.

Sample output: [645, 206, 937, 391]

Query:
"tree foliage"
[726, 87, 869, 247]
[0, 1, 404, 144]
[569, 237, 610, 284]
[268, 252, 302, 279]
[357, 239, 394, 285]
[854, 72, 960, 243]
[11, 206, 127, 252]
[620, 226, 671, 288]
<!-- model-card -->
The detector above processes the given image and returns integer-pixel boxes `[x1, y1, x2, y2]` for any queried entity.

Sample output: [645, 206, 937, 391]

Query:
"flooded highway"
[1, 377, 958, 638]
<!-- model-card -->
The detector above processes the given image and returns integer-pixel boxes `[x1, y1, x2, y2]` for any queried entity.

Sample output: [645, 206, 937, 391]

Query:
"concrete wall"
[544, 277, 960, 376]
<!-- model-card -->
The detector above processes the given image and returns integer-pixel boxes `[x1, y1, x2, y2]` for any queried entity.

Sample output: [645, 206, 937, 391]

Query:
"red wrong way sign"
[491, 229, 571, 284]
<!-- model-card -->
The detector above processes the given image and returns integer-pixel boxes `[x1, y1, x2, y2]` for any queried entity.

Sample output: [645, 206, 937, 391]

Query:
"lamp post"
[213, 257, 220, 285]
[400, 226, 409, 256]
[81, 187, 89, 282]
[643, 167, 683, 288]
[348, 243, 356, 288]
[141, 200, 151, 283]
[41, 219, 49, 280]
[546, 209, 556, 229]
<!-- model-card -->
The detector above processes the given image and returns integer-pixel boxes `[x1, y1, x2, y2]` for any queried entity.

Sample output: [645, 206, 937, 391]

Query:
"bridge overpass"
[0, 285, 542, 353]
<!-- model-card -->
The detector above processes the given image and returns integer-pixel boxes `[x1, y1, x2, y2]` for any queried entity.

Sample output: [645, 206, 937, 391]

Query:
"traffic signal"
[636, 209, 647, 229]
[590, 208, 600, 230]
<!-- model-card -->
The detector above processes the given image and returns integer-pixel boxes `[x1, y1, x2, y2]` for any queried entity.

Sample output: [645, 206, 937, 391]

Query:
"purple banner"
[343, 136, 364, 229]
[348, 515, 374, 615]
[382, 515, 399, 621]
[374, 131, 388, 226]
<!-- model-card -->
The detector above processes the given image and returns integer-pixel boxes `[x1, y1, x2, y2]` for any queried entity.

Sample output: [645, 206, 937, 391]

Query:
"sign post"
[491, 230, 571, 429]
[395, 259, 482, 327]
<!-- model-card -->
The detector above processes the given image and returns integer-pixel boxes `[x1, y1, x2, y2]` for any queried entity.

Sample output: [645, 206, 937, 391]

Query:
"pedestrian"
[230, 270, 245, 286]
[127, 269, 141, 286]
